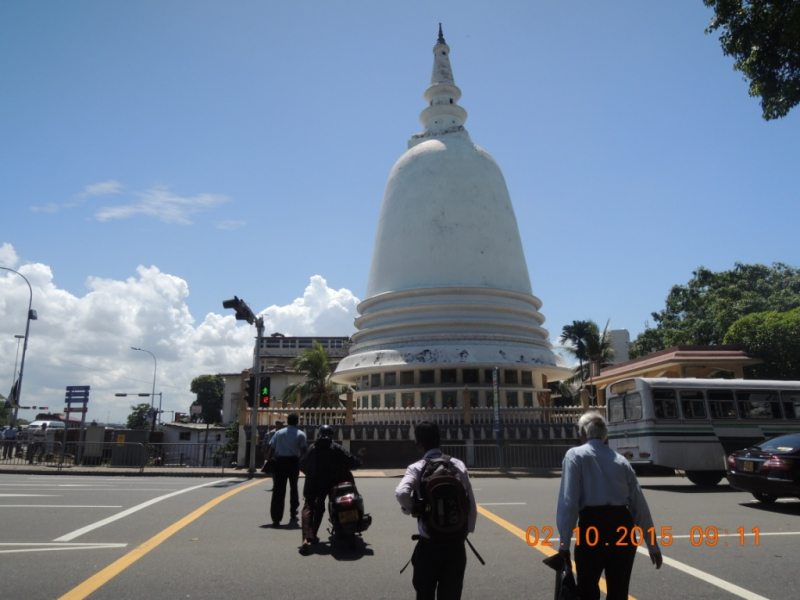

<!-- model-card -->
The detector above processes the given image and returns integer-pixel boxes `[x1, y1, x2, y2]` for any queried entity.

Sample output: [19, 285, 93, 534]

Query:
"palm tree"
[280, 340, 347, 408]
[558, 320, 615, 387]
[558, 320, 595, 384]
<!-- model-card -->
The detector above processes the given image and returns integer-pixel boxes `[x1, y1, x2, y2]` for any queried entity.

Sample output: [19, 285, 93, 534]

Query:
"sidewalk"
[0, 462, 560, 478]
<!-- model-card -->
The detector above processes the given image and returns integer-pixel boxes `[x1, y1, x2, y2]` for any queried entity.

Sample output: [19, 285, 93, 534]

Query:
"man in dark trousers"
[265, 413, 307, 526]
[556, 411, 662, 600]
[298, 424, 362, 555]
[395, 421, 477, 600]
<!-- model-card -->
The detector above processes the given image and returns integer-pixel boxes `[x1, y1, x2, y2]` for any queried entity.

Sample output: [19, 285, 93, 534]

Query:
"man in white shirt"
[556, 411, 662, 600]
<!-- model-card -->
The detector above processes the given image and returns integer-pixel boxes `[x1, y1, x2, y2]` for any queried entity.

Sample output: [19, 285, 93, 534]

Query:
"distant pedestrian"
[28, 423, 47, 463]
[2, 424, 18, 459]
[265, 414, 307, 526]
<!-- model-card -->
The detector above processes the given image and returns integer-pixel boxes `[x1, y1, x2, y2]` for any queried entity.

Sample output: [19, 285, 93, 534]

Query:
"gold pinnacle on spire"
[437, 23, 446, 45]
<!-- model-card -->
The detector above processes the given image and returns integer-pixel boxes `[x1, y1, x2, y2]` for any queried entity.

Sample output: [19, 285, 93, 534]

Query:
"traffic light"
[222, 296, 256, 324]
[243, 375, 255, 407]
[260, 376, 271, 407]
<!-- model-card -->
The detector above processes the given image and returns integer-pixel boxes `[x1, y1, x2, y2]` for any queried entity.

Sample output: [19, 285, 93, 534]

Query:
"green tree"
[558, 320, 615, 385]
[281, 340, 346, 408]
[629, 263, 800, 358]
[704, 0, 800, 120]
[215, 419, 240, 462]
[126, 403, 152, 430]
[0, 394, 9, 427]
[190, 374, 225, 424]
[724, 307, 800, 379]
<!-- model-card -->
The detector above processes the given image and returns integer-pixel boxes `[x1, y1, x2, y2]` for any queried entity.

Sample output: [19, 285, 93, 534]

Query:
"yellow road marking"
[59, 478, 263, 600]
[477, 505, 637, 600]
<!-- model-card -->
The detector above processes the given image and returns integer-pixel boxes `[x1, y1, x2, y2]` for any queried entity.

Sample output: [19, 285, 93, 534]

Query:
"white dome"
[366, 133, 533, 297]
[334, 27, 570, 385]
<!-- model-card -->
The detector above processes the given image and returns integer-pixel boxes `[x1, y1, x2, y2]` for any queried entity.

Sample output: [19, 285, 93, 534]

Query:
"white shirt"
[556, 439, 658, 551]
[395, 448, 477, 538]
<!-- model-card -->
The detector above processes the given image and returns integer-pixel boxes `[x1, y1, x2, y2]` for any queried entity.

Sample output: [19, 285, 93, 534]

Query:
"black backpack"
[417, 454, 470, 541]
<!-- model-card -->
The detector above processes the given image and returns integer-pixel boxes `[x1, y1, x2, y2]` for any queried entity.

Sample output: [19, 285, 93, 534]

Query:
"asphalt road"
[0, 473, 797, 599]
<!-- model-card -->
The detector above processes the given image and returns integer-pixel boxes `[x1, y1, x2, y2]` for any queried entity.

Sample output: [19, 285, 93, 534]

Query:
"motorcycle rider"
[298, 424, 362, 555]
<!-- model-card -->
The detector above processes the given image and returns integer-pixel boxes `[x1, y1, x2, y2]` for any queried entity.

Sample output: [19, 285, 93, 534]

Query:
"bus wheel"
[752, 493, 777, 504]
[685, 471, 724, 487]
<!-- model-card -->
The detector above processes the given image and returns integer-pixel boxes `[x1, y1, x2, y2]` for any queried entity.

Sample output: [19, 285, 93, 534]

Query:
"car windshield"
[758, 434, 800, 453]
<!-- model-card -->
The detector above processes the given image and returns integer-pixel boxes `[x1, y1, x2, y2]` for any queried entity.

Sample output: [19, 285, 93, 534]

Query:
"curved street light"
[131, 347, 157, 431]
[1, 267, 38, 426]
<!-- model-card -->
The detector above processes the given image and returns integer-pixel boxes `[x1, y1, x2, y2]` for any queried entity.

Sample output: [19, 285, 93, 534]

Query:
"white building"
[333, 26, 571, 409]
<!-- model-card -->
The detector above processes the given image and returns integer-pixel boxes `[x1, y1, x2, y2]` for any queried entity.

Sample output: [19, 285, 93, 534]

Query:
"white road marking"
[0, 543, 127, 555]
[0, 494, 59, 497]
[636, 547, 770, 600]
[54, 478, 239, 542]
[0, 505, 122, 508]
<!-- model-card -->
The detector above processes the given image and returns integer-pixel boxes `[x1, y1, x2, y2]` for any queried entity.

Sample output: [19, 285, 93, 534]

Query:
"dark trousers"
[574, 505, 637, 600]
[301, 492, 327, 542]
[2, 440, 16, 459]
[270, 456, 300, 523]
[411, 537, 467, 600]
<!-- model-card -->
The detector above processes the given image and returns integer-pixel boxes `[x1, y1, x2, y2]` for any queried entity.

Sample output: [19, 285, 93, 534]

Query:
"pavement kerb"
[0, 464, 561, 479]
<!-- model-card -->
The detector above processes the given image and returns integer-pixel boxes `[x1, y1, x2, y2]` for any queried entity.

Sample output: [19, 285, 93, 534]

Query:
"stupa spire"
[412, 24, 468, 144]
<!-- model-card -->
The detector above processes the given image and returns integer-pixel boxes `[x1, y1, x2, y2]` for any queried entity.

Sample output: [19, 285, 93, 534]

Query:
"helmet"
[318, 424, 335, 439]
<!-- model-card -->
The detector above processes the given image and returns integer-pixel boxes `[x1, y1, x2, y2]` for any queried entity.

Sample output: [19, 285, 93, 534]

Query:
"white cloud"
[29, 203, 62, 214]
[0, 243, 358, 424]
[259, 275, 359, 336]
[95, 185, 231, 224]
[81, 180, 123, 197]
[0, 243, 19, 268]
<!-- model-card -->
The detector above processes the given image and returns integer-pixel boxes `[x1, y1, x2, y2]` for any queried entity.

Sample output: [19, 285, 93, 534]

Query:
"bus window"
[608, 397, 625, 423]
[708, 390, 737, 419]
[679, 390, 707, 419]
[652, 388, 678, 419]
[625, 392, 643, 420]
[736, 391, 781, 419]
[782, 391, 800, 419]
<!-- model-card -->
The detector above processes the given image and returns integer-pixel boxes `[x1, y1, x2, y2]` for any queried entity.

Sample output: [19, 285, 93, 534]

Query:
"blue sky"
[1, 1, 798, 423]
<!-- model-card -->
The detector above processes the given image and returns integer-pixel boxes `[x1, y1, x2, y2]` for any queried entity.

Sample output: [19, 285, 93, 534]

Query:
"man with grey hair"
[556, 411, 662, 600]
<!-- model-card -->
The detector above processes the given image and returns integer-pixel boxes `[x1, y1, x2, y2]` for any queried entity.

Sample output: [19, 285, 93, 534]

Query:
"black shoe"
[299, 542, 310, 555]
[272, 521, 281, 527]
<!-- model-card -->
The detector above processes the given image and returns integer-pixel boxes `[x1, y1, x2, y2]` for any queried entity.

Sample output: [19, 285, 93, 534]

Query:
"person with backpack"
[395, 421, 477, 600]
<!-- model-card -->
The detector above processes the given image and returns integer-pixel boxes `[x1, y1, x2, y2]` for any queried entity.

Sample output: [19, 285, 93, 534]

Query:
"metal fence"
[441, 443, 572, 470]
[0, 441, 235, 474]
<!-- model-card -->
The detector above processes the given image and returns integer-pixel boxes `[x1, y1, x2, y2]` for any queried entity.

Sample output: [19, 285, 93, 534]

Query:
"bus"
[605, 378, 800, 486]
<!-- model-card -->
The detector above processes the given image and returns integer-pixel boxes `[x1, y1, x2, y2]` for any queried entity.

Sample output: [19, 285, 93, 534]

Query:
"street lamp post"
[11, 334, 24, 382]
[1, 267, 38, 426]
[131, 347, 157, 432]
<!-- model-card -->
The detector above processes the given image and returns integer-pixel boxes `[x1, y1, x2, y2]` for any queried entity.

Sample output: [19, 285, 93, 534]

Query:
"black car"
[727, 433, 800, 503]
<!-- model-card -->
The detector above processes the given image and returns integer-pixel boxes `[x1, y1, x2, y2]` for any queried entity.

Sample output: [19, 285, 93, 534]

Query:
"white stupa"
[333, 26, 570, 410]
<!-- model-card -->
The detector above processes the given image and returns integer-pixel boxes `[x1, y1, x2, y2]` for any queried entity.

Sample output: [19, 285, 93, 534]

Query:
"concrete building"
[333, 26, 571, 407]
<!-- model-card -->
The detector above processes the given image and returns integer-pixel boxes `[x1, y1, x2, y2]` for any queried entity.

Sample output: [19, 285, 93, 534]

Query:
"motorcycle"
[327, 479, 372, 549]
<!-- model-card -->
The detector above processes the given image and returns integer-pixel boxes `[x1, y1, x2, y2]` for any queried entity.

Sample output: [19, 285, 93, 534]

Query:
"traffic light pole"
[249, 317, 264, 477]
[222, 296, 264, 478]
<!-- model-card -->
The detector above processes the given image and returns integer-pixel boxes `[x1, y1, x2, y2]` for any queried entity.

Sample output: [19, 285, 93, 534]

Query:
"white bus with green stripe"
[606, 378, 800, 487]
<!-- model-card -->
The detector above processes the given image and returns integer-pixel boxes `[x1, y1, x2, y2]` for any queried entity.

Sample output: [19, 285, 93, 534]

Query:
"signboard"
[64, 406, 88, 413]
[65, 386, 90, 404]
